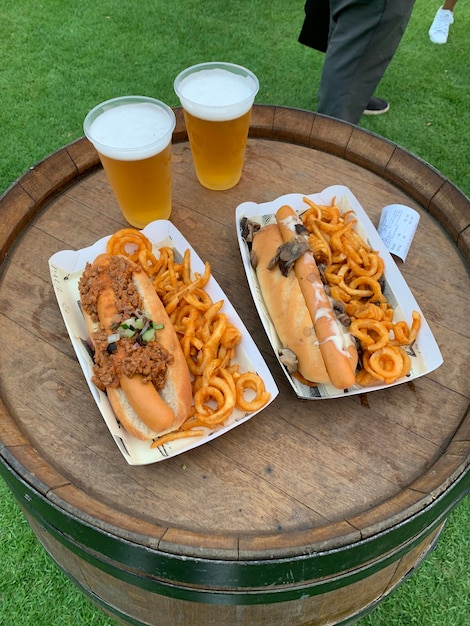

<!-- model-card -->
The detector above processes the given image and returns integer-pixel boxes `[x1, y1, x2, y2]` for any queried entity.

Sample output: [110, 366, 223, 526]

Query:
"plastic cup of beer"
[84, 96, 176, 228]
[174, 62, 259, 190]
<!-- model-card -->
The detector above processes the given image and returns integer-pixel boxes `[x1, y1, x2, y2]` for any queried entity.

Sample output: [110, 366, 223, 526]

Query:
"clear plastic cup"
[174, 62, 259, 190]
[84, 96, 176, 228]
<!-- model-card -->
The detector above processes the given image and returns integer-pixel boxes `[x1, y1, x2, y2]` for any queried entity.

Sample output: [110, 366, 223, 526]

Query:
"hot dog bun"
[252, 224, 330, 384]
[275, 205, 358, 389]
[79, 253, 192, 440]
[251, 216, 358, 389]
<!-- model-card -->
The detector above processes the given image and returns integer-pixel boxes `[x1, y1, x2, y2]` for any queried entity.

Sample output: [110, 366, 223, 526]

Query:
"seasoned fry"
[350, 319, 390, 352]
[300, 196, 421, 387]
[366, 346, 405, 384]
[150, 429, 204, 449]
[106, 228, 270, 447]
[107, 228, 152, 260]
[234, 372, 271, 412]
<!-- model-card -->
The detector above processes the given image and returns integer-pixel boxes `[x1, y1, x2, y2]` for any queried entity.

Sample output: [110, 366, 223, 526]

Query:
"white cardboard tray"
[235, 185, 443, 399]
[49, 221, 279, 465]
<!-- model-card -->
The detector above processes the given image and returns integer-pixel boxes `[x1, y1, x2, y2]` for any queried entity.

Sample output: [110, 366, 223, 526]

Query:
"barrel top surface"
[0, 105, 469, 560]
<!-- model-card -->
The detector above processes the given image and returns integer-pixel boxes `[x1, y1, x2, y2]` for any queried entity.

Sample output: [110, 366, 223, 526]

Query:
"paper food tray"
[235, 185, 443, 399]
[49, 220, 279, 465]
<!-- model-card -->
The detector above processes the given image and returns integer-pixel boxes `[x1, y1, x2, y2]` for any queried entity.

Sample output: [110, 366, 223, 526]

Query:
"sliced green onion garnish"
[121, 327, 136, 339]
[141, 328, 156, 343]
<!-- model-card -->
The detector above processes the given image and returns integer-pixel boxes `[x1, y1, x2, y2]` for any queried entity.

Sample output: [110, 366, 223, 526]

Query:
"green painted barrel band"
[1, 453, 467, 606]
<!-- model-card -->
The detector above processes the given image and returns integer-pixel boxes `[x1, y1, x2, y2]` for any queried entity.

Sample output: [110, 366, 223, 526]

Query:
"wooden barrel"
[0, 105, 469, 626]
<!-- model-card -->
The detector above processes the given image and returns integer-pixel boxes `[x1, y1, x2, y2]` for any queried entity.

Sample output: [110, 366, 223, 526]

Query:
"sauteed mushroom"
[268, 236, 311, 277]
[240, 217, 260, 246]
[332, 300, 352, 328]
[279, 347, 298, 373]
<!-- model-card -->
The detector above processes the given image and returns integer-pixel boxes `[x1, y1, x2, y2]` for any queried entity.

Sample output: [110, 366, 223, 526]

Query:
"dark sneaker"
[363, 97, 390, 116]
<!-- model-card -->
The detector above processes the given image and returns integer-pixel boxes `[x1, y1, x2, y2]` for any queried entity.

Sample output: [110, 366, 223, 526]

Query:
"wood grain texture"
[0, 107, 468, 624]
[23, 508, 444, 626]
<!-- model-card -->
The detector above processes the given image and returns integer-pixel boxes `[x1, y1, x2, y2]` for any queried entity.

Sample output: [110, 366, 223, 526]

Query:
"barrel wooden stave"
[0, 106, 469, 625]
[21, 507, 445, 626]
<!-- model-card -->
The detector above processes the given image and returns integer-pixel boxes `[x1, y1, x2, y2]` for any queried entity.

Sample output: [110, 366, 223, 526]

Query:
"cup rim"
[173, 61, 260, 105]
[83, 95, 176, 155]
[173, 61, 259, 121]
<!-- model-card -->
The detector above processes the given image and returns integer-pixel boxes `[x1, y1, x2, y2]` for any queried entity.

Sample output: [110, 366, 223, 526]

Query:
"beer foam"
[87, 102, 174, 161]
[176, 68, 258, 121]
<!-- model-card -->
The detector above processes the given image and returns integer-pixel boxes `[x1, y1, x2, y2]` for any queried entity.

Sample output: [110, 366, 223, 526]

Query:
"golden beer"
[84, 96, 175, 228]
[174, 63, 259, 190]
[96, 144, 172, 227]
[182, 109, 251, 190]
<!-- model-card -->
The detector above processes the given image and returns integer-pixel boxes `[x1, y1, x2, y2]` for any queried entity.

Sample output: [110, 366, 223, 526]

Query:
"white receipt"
[377, 204, 420, 262]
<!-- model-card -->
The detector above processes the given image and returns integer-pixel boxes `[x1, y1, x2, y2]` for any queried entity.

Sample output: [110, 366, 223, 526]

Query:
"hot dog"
[252, 224, 330, 385]
[78, 253, 192, 440]
[275, 205, 358, 389]
[251, 209, 358, 389]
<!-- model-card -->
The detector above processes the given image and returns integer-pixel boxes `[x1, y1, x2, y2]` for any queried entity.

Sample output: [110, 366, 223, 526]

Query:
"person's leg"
[442, 0, 458, 10]
[429, 1, 457, 44]
[317, 0, 415, 124]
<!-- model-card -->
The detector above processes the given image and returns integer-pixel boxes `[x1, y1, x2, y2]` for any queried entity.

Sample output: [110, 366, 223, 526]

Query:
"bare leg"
[442, 0, 458, 11]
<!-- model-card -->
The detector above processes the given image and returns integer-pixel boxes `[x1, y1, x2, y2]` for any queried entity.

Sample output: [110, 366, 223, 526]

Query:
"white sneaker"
[429, 7, 454, 44]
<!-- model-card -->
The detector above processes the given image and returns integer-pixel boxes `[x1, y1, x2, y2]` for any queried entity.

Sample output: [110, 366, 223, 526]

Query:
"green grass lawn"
[1, 0, 469, 624]
[1, 0, 469, 196]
